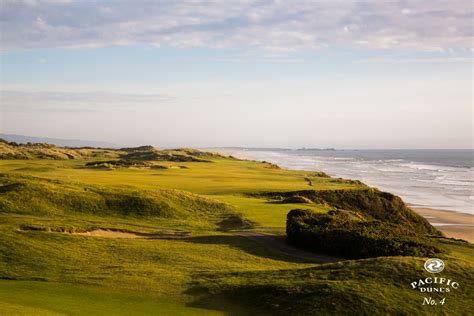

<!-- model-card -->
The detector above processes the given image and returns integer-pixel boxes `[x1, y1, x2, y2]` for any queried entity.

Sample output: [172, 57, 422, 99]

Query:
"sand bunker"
[20, 225, 190, 239]
[74, 229, 190, 239]
[75, 229, 142, 238]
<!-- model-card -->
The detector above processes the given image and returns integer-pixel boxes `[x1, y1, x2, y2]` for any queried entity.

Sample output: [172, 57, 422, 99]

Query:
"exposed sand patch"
[74, 229, 190, 239]
[413, 207, 474, 243]
[75, 230, 142, 238]
[20, 225, 190, 239]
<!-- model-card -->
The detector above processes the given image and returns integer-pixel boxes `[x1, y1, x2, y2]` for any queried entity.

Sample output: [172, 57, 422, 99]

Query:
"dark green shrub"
[85, 160, 154, 168]
[286, 209, 442, 259]
[258, 189, 440, 236]
[279, 196, 313, 204]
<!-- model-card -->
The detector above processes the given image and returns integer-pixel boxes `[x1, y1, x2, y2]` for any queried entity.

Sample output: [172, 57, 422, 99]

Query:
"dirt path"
[233, 231, 341, 263]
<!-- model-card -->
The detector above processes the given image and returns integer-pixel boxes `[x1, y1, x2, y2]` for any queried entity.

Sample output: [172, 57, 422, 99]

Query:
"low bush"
[121, 150, 210, 162]
[85, 160, 154, 169]
[257, 188, 440, 236]
[286, 209, 442, 259]
[278, 196, 313, 204]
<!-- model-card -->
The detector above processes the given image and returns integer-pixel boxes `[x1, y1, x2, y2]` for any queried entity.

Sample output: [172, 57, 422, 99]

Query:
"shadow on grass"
[182, 234, 320, 264]
[184, 289, 269, 316]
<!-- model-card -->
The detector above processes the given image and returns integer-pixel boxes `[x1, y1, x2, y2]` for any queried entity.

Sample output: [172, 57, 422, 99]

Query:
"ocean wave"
[433, 179, 473, 186]
[398, 163, 443, 171]
[398, 162, 463, 172]
[430, 223, 474, 227]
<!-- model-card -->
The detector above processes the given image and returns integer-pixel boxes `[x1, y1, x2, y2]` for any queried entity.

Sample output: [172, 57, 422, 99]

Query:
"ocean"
[220, 149, 474, 215]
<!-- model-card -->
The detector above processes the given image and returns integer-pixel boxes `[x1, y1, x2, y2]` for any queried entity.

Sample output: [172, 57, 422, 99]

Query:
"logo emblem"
[424, 258, 445, 273]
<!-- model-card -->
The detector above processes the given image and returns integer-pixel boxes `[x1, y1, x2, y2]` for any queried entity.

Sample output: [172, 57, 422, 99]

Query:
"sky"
[0, 0, 472, 148]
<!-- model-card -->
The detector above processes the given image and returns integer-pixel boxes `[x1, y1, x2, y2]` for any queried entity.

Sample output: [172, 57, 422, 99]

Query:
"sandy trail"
[234, 231, 341, 263]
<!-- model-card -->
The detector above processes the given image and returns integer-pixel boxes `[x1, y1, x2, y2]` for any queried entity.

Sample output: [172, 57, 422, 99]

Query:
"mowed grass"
[0, 158, 361, 194]
[0, 280, 232, 316]
[0, 213, 310, 315]
[214, 194, 330, 230]
[0, 157, 473, 315]
[192, 255, 474, 315]
[0, 158, 359, 232]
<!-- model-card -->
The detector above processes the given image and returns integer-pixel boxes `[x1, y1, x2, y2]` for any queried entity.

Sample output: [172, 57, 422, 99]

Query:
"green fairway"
[0, 146, 473, 315]
[0, 280, 235, 316]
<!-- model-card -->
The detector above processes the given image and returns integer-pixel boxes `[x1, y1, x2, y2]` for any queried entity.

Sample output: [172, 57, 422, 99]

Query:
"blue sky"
[1, 0, 472, 148]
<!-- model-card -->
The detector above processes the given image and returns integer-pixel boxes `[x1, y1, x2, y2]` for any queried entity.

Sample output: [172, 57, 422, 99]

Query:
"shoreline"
[217, 149, 474, 242]
[412, 207, 473, 243]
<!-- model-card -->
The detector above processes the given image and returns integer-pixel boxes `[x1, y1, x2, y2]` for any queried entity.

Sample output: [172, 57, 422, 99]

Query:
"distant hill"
[0, 133, 117, 148]
[0, 138, 233, 162]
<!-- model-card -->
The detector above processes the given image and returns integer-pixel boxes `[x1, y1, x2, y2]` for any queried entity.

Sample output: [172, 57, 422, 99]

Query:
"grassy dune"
[0, 144, 472, 315]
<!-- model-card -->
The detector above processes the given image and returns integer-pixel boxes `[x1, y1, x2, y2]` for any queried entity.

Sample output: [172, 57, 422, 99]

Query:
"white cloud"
[355, 56, 473, 64]
[0, 0, 472, 52]
[0, 90, 176, 112]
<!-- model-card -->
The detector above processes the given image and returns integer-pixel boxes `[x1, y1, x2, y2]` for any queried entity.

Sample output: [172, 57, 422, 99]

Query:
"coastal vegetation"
[256, 189, 439, 235]
[0, 140, 472, 315]
[0, 139, 229, 162]
[286, 209, 441, 258]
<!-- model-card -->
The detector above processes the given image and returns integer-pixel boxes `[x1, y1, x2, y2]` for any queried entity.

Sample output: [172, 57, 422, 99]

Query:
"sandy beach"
[413, 207, 474, 243]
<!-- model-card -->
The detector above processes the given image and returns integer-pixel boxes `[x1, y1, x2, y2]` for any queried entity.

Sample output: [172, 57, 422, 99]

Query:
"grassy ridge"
[0, 139, 120, 160]
[0, 174, 229, 217]
[0, 139, 230, 162]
